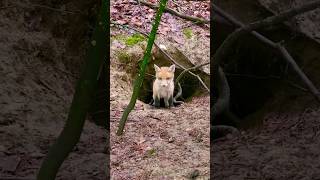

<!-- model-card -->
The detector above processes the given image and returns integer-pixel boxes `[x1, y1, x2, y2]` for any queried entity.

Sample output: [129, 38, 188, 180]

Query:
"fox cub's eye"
[158, 77, 162, 80]
[166, 77, 170, 80]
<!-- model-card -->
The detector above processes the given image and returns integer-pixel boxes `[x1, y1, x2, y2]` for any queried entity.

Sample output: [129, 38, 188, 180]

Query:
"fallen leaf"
[116, 19, 128, 25]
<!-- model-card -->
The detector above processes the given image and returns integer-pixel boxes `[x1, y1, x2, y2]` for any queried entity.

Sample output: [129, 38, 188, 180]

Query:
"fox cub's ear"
[169, 64, 175, 72]
[154, 64, 160, 72]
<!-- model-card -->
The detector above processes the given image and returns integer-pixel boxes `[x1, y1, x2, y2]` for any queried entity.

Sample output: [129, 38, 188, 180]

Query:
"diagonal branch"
[136, 0, 209, 24]
[212, 5, 276, 48]
[276, 44, 320, 101]
[245, 0, 320, 32]
[175, 62, 209, 87]
[213, 0, 320, 71]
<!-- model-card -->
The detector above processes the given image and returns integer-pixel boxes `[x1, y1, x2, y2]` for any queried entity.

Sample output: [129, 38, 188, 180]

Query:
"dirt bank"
[0, 1, 106, 179]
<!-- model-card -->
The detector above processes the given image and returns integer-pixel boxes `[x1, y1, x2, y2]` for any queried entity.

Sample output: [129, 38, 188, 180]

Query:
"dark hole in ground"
[213, 33, 290, 129]
[137, 71, 205, 107]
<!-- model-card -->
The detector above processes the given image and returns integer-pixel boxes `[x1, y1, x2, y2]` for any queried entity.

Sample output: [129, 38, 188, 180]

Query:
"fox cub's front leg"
[164, 97, 170, 108]
[169, 94, 174, 107]
[154, 96, 160, 108]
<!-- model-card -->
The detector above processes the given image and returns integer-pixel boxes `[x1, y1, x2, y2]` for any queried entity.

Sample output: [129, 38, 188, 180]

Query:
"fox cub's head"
[154, 64, 175, 87]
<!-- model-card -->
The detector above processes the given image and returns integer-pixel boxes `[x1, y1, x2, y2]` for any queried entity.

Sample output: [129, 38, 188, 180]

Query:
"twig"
[136, 0, 209, 24]
[212, 5, 276, 48]
[245, 1, 320, 32]
[111, 22, 210, 92]
[276, 44, 320, 101]
[171, 0, 182, 12]
[155, 46, 209, 92]
[175, 61, 209, 86]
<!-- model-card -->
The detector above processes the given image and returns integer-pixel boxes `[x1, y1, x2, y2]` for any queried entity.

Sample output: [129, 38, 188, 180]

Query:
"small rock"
[30, 152, 45, 158]
[168, 137, 174, 143]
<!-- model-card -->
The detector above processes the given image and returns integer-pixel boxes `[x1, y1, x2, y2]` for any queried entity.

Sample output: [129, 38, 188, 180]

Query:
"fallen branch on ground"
[135, 0, 209, 24]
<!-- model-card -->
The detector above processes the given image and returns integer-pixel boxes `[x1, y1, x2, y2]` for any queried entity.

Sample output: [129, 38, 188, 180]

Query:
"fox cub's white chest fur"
[152, 64, 175, 108]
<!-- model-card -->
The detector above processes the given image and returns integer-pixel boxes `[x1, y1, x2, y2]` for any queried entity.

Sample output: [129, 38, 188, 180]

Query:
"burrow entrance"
[213, 30, 304, 129]
[137, 63, 209, 106]
[130, 46, 210, 106]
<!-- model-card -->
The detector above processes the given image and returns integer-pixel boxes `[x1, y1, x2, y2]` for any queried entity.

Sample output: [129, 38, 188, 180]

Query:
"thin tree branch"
[136, 0, 209, 24]
[175, 61, 209, 87]
[212, 5, 276, 48]
[213, 0, 320, 69]
[276, 43, 320, 101]
[245, 0, 320, 32]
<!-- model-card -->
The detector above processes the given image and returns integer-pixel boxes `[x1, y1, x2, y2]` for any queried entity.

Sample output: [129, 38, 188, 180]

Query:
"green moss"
[125, 33, 145, 46]
[183, 28, 193, 39]
[112, 33, 146, 47]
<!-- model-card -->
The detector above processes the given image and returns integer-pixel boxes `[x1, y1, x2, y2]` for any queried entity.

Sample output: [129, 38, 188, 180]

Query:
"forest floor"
[213, 105, 320, 179]
[0, 1, 106, 179]
[110, 0, 210, 179]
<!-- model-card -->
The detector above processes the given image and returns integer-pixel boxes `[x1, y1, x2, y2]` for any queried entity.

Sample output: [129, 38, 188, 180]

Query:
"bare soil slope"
[110, 63, 210, 179]
[110, 1, 211, 178]
[0, 2, 106, 179]
[213, 107, 320, 179]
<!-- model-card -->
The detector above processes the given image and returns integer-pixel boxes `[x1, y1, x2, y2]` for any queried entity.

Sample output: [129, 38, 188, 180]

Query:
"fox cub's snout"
[152, 64, 175, 108]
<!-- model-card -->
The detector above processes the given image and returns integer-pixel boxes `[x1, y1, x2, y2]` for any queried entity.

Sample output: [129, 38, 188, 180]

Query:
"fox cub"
[152, 64, 175, 108]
